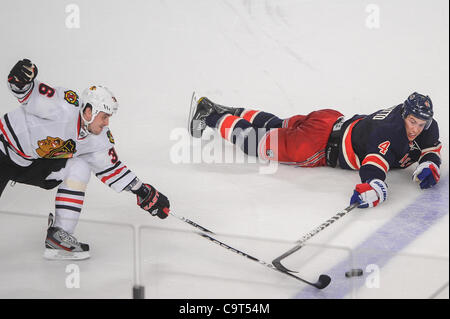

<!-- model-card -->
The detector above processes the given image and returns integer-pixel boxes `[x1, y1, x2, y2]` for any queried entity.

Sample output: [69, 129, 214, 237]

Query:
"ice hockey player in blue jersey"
[332, 92, 442, 208]
[190, 91, 441, 210]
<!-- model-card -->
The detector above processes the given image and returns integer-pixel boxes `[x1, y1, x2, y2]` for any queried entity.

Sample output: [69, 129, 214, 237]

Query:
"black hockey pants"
[0, 150, 67, 197]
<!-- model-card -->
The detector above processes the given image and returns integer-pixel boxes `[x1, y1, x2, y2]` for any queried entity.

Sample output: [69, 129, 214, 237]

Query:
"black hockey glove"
[8, 59, 38, 89]
[135, 183, 170, 219]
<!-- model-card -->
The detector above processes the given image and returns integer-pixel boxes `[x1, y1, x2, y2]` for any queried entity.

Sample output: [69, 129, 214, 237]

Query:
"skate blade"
[187, 91, 199, 136]
[43, 248, 90, 261]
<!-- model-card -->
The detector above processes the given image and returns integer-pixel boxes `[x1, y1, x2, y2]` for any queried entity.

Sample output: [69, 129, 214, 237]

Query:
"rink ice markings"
[294, 176, 449, 299]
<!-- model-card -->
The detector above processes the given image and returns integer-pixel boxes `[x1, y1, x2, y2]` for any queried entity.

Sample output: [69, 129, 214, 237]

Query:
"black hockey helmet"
[402, 92, 434, 129]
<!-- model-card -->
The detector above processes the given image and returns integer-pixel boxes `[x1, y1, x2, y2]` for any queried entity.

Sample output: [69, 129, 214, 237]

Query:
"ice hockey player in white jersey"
[0, 59, 170, 260]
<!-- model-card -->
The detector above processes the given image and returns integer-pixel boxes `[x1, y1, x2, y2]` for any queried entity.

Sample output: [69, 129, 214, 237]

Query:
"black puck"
[345, 268, 363, 277]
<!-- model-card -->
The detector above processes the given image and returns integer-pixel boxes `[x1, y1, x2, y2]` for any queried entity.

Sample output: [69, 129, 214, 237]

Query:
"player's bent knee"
[64, 178, 88, 192]
[61, 158, 92, 190]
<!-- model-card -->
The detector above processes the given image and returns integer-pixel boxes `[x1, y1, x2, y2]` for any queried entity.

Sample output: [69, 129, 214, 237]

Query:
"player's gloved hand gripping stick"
[133, 183, 170, 219]
[350, 179, 388, 208]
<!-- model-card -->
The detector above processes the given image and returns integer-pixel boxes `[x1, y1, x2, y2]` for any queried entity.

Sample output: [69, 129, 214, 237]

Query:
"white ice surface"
[0, 0, 448, 299]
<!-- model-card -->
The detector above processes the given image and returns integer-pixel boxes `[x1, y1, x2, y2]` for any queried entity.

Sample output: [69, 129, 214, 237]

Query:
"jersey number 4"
[378, 141, 391, 155]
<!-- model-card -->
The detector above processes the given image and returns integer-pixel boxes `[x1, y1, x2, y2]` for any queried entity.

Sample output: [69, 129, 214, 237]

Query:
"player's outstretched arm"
[126, 178, 170, 219]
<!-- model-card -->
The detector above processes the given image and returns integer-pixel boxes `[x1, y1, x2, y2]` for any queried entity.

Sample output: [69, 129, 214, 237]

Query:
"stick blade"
[314, 274, 331, 289]
[279, 269, 331, 290]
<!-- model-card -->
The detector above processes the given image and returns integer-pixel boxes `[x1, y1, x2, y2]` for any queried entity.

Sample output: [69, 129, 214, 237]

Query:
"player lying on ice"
[0, 59, 170, 260]
[188, 92, 442, 208]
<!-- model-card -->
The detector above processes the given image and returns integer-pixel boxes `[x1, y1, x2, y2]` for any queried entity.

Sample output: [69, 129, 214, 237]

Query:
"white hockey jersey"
[0, 80, 136, 192]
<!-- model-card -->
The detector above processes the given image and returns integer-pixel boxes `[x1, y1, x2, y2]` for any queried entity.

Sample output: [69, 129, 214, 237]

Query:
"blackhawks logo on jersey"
[36, 136, 77, 159]
[64, 90, 79, 107]
[107, 130, 115, 144]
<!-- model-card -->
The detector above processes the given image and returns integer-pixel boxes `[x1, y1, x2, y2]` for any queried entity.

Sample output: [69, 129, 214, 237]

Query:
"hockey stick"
[199, 233, 331, 289]
[272, 202, 359, 273]
[169, 211, 215, 234]
[169, 212, 331, 289]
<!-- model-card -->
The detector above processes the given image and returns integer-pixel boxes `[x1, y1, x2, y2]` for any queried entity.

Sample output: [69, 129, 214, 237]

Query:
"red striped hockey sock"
[239, 109, 282, 129]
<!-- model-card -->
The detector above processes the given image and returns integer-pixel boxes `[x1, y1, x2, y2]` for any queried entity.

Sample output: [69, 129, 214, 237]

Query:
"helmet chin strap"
[79, 115, 91, 138]
[80, 106, 99, 136]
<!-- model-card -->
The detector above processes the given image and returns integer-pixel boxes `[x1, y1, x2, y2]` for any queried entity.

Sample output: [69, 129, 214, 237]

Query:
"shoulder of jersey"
[428, 119, 439, 132]
[106, 128, 115, 144]
[368, 108, 406, 144]
[98, 127, 115, 145]
[85, 127, 115, 151]
[59, 87, 81, 108]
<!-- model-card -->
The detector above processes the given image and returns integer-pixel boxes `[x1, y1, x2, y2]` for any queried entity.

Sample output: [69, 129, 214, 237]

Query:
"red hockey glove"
[8, 59, 38, 89]
[135, 183, 170, 219]
[350, 179, 388, 208]
[412, 161, 440, 189]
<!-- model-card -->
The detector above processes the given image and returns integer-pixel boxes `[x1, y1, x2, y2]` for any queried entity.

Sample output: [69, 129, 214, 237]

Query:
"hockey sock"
[54, 187, 84, 234]
[206, 110, 283, 130]
[205, 113, 269, 157]
[239, 109, 283, 129]
[237, 109, 283, 129]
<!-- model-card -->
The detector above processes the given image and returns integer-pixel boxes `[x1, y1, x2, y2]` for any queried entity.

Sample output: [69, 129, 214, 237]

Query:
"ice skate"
[211, 101, 242, 116]
[188, 93, 242, 138]
[44, 214, 90, 260]
[188, 93, 214, 138]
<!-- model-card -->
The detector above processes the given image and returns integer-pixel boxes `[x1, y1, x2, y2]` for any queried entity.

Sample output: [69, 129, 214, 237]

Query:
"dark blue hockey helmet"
[402, 92, 434, 129]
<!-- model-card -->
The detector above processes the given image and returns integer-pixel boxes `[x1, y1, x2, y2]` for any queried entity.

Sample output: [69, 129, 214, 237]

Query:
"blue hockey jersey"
[338, 104, 442, 183]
